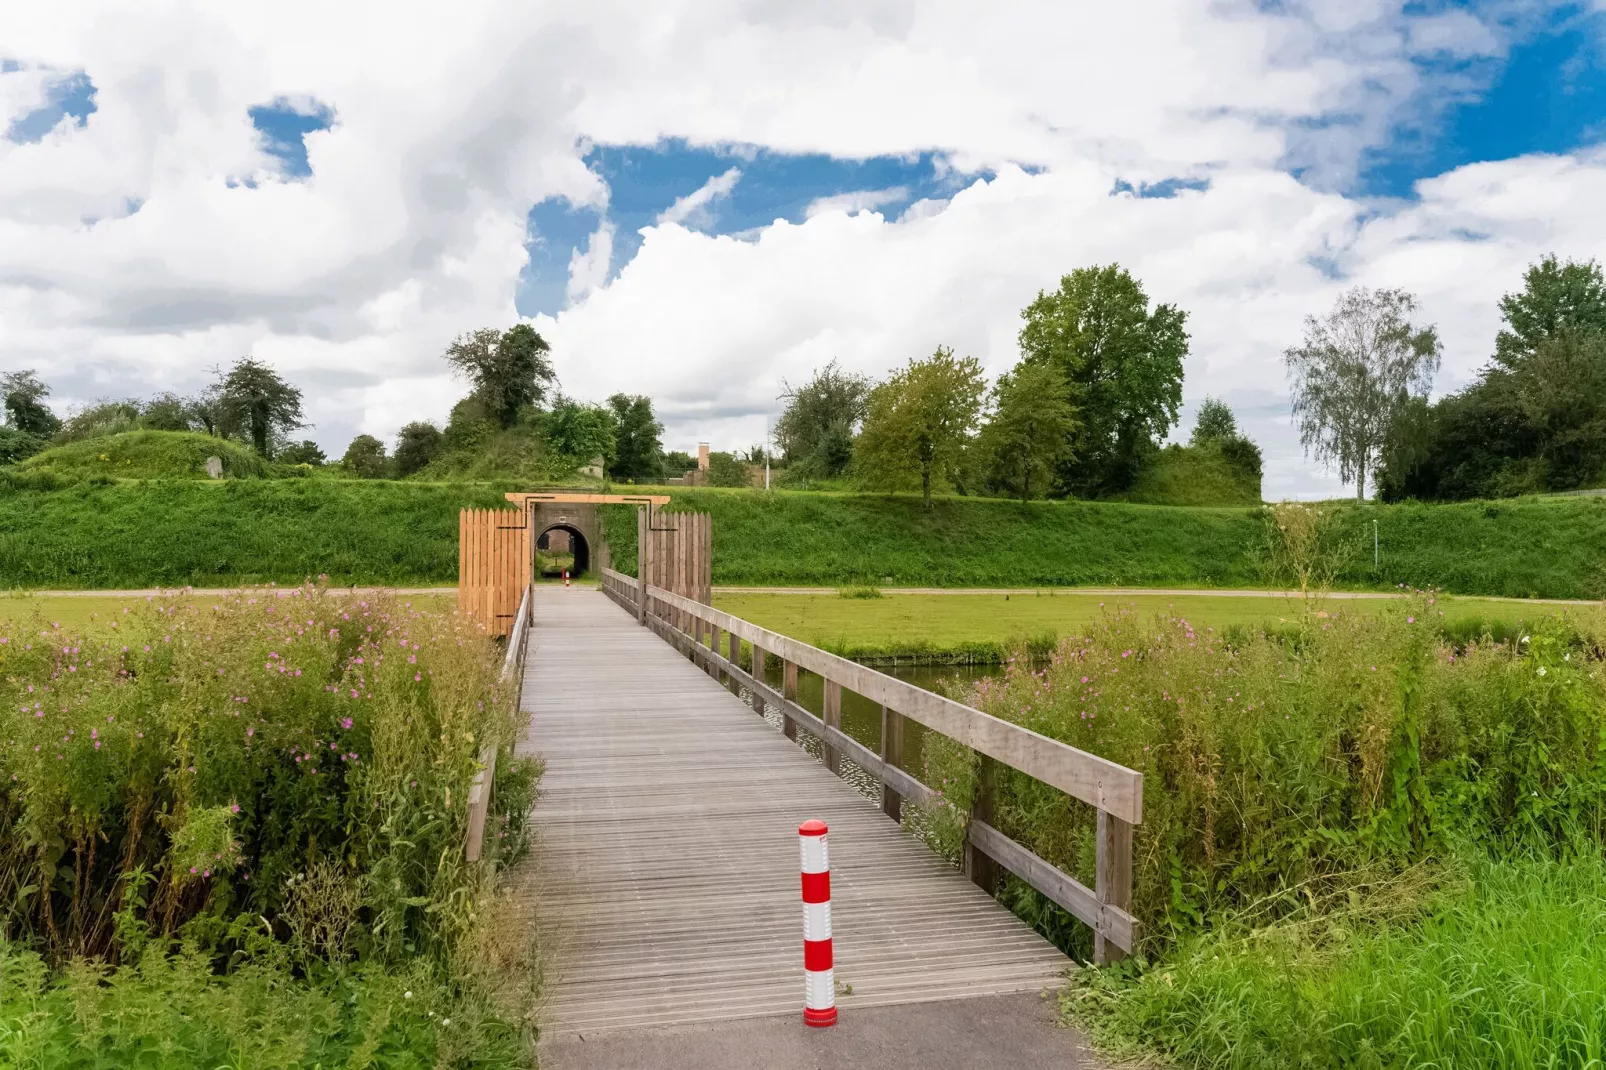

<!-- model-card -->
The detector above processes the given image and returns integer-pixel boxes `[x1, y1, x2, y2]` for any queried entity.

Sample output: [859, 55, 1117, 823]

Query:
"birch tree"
[1284, 288, 1440, 500]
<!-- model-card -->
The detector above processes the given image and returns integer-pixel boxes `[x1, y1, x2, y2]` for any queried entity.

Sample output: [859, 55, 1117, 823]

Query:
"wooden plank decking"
[518, 587, 1068, 1035]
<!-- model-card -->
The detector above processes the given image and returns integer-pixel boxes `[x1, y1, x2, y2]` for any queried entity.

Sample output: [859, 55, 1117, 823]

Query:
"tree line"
[4, 253, 1595, 502]
[0, 358, 309, 464]
[1284, 254, 1606, 501]
[0, 326, 685, 482]
[775, 264, 1260, 507]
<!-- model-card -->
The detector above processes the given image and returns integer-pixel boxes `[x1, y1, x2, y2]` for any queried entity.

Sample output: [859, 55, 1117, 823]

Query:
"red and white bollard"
[799, 819, 837, 1027]
[562, 569, 570, 588]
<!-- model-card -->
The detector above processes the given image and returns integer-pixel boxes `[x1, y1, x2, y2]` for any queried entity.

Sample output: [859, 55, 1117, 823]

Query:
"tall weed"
[962, 598, 1606, 950]
[0, 585, 530, 965]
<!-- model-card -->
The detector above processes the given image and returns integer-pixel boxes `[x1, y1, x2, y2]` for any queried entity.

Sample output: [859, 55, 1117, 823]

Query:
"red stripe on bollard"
[801, 870, 830, 902]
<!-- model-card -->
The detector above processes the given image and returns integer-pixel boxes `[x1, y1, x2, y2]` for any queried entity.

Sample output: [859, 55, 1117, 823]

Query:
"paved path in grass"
[516, 587, 1095, 1067]
[713, 586, 1604, 605]
[13, 585, 1600, 607]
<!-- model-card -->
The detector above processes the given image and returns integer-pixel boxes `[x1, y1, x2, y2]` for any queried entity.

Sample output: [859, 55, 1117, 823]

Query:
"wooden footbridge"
[461, 499, 1143, 1051]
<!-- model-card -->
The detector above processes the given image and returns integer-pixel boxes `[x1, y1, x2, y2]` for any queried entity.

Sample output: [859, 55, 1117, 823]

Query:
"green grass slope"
[17, 430, 272, 480]
[0, 478, 1601, 596]
[604, 488, 1606, 599]
[0, 480, 511, 588]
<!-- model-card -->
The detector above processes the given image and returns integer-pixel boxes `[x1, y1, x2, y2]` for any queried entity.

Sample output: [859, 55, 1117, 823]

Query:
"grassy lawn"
[714, 589, 1580, 660]
[0, 590, 456, 633]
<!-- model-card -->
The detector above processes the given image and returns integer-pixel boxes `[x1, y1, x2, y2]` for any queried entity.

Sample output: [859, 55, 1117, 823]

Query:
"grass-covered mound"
[1115, 444, 1261, 506]
[17, 430, 273, 480]
[604, 487, 1606, 599]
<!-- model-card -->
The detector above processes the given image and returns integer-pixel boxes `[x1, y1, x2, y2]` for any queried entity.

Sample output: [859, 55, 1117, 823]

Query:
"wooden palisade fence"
[600, 566, 1143, 964]
[632, 508, 712, 633]
[465, 579, 534, 862]
[459, 508, 532, 638]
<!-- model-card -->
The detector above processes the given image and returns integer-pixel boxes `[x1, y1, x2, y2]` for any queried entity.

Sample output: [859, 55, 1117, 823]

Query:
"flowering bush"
[941, 597, 1606, 952]
[0, 585, 531, 965]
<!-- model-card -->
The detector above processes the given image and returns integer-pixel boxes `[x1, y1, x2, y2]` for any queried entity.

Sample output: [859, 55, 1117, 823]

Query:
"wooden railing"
[466, 580, 534, 862]
[600, 567, 1142, 963]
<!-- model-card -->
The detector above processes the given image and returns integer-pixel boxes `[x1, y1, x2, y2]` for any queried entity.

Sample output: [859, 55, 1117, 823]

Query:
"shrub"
[0, 586, 529, 965]
[0, 426, 47, 465]
[341, 435, 391, 479]
[706, 451, 750, 487]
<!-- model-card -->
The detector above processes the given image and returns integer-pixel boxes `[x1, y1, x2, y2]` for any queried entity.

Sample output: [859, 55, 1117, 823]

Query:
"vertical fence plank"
[782, 660, 799, 741]
[1094, 812, 1135, 966]
[964, 757, 1003, 895]
[636, 507, 648, 624]
[881, 704, 904, 822]
[822, 680, 842, 776]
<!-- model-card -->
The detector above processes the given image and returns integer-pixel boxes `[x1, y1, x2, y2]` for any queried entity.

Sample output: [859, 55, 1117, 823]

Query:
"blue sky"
[519, 145, 994, 316]
[4, 67, 96, 143]
[1362, 4, 1606, 197]
[509, 4, 1606, 319]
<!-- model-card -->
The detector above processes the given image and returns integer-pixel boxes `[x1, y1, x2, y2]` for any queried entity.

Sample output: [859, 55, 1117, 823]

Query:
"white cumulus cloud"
[0, 0, 1588, 500]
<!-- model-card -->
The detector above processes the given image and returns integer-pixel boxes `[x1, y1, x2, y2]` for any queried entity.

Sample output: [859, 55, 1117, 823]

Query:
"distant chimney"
[698, 442, 710, 470]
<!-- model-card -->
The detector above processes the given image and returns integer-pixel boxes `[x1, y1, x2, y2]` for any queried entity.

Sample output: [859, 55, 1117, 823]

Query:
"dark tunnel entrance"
[536, 524, 590, 578]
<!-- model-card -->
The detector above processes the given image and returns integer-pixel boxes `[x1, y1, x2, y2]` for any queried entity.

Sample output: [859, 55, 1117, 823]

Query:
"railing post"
[706, 624, 721, 680]
[782, 660, 799, 742]
[751, 643, 767, 718]
[963, 757, 1002, 895]
[1094, 811, 1134, 966]
[822, 680, 842, 776]
[727, 630, 740, 693]
[880, 703, 904, 822]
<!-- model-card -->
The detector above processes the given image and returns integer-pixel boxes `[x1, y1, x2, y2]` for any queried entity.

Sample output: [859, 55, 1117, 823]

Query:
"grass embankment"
[0, 479, 512, 588]
[0, 588, 539, 1064]
[604, 487, 1606, 598]
[3, 476, 1603, 597]
[716, 590, 1555, 663]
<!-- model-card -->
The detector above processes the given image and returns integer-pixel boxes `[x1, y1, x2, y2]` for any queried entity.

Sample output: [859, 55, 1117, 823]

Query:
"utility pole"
[1373, 519, 1379, 570]
[764, 420, 771, 491]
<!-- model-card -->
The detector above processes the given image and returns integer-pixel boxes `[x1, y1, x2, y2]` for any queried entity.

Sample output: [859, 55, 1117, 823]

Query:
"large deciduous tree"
[1017, 264, 1188, 496]
[976, 361, 1078, 501]
[775, 360, 870, 477]
[218, 357, 307, 456]
[1494, 255, 1606, 369]
[1285, 287, 1441, 501]
[606, 394, 664, 481]
[855, 347, 986, 509]
[1, 370, 62, 438]
[444, 324, 556, 428]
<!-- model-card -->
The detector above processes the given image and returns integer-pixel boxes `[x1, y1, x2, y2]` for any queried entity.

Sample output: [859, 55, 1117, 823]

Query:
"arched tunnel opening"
[536, 524, 590, 578]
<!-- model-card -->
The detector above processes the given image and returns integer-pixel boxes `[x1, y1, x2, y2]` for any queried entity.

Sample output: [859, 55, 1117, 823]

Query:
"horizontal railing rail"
[599, 566, 1142, 962]
[466, 579, 534, 862]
